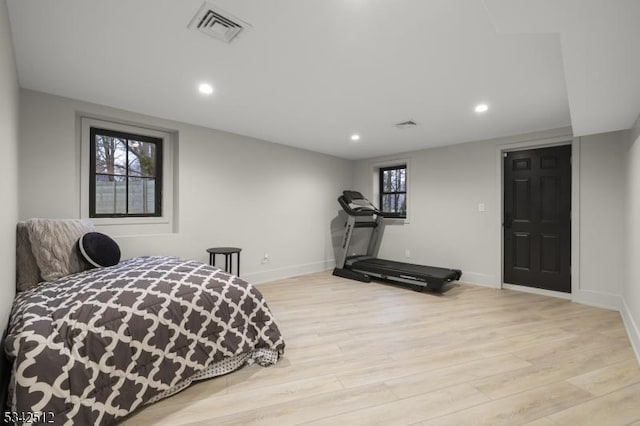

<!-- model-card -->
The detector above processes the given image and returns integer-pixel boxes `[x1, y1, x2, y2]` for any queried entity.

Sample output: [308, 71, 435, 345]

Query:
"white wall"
[0, 0, 19, 333]
[623, 114, 640, 357]
[353, 128, 627, 308]
[576, 132, 627, 306]
[17, 88, 630, 309]
[18, 90, 353, 284]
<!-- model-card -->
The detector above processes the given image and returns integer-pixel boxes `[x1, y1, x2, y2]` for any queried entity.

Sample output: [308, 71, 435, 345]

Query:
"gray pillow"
[26, 218, 96, 282]
[16, 222, 43, 291]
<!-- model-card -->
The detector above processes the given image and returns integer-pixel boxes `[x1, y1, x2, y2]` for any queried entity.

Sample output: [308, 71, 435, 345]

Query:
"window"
[89, 127, 162, 218]
[80, 117, 176, 235]
[379, 165, 407, 218]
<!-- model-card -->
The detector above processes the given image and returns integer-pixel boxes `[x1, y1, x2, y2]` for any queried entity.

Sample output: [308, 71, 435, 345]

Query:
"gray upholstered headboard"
[16, 221, 43, 291]
[16, 219, 95, 292]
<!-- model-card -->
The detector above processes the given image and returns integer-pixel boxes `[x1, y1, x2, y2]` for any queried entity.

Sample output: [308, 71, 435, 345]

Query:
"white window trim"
[371, 158, 411, 224]
[80, 116, 176, 235]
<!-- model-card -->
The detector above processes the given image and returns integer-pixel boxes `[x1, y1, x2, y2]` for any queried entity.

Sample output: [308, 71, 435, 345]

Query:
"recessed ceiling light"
[350, 134, 361, 142]
[198, 83, 214, 95]
[475, 103, 489, 113]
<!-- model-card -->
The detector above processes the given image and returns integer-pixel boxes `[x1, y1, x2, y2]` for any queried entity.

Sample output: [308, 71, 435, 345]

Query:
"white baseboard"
[623, 301, 640, 364]
[572, 289, 623, 311]
[502, 283, 572, 300]
[459, 271, 500, 288]
[242, 259, 335, 285]
[245, 265, 497, 288]
[621, 299, 640, 365]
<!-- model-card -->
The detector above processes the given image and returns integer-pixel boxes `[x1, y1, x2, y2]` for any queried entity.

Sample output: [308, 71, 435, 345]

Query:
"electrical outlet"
[405, 249, 411, 258]
[478, 203, 486, 212]
[262, 252, 270, 264]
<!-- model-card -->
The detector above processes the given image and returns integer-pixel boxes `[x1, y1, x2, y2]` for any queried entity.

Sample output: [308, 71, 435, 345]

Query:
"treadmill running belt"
[352, 258, 460, 280]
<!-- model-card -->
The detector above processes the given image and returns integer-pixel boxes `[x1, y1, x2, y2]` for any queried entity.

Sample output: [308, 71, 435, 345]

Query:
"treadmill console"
[338, 191, 380, 216]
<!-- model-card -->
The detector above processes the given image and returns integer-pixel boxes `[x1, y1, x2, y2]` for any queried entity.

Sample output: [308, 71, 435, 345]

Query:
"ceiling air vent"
[188, 2, 251, 43]
[395, 120, 418, 130]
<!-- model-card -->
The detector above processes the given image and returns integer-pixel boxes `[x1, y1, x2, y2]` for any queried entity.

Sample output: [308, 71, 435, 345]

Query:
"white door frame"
[495, 135, 580, 298]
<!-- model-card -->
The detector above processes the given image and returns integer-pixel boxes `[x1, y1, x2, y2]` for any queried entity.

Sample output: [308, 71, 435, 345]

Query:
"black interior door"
[503, 145, 571, 293]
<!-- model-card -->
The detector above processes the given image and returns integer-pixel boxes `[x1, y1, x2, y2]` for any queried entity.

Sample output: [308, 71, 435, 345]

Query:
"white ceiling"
[484, 0, 640, 138]
[5, 0, 639, 160]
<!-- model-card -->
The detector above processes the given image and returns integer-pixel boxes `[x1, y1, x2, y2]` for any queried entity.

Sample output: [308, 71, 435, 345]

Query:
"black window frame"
[89, 127, 163, 218]
[379, 164, 407, 219]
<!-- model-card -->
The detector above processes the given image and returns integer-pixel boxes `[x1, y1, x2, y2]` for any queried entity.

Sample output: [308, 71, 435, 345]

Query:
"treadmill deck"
[350, 258, 461, 281]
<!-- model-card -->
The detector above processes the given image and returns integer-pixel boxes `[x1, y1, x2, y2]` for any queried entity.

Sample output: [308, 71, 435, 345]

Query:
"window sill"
[385, 217, 410, 225]
[91, 216, 170, 226]
[88, 216, 175, 236]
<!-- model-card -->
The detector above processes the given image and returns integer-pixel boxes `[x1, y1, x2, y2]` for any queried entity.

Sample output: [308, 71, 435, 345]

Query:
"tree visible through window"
[90, 127, 162, 217]
[379, 165, 407, 218]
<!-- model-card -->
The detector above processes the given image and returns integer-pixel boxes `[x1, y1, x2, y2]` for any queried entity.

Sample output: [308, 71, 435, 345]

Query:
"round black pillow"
[78, 232, 121, 268]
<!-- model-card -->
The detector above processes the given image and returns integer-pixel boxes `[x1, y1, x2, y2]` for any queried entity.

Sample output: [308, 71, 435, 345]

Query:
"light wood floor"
[124, 272, 640, 426]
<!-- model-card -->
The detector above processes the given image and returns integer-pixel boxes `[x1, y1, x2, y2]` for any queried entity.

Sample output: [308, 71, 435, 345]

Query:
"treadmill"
[333, 190, 462, 292]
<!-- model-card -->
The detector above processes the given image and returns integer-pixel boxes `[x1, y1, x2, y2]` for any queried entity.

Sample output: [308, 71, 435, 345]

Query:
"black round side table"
[207, 247, 242, 276]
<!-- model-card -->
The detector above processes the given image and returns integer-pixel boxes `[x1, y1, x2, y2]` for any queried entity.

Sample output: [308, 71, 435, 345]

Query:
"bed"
[4, 220, 285, 426]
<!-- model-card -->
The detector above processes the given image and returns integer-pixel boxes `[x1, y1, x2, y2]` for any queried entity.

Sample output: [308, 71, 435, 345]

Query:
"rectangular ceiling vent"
[395, 120, 418, 130]
[188, 2, 251, 43]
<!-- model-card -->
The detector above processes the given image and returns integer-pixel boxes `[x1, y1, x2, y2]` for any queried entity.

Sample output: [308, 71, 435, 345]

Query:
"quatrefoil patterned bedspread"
[5, 256, 285, 426]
